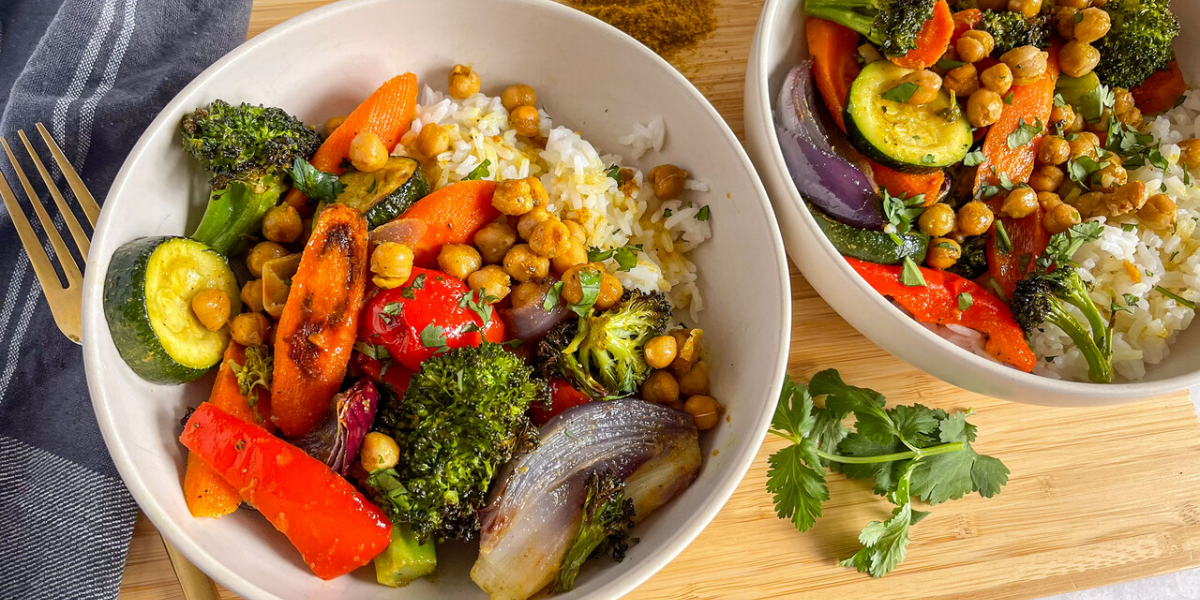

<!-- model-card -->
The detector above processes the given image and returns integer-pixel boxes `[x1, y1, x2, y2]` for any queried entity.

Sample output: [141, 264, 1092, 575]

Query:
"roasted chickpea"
[678, 361, 710, 397]
[437, 244, 482, 280]
[262, 205, 302, 244]
[1106, 180, 1149, 216]
[900, 70, 942, 105]
[644, 335, 679, 370]
[641, 370, 680, 405]
[647, 164, 688, 201]
[510, 105, 541, 138]
[192, 289, 231, 331]
[510, 281, 544, 308]
[1093, 163, 1128, 193]
[918, 202, 957, 237]
[1139, 193, 1178, 230]
[1178, 139, 1200, 169]
[1073, 191, 1107, 219]
[323, 115, 347, 138]
[229, 312, 269, 347]
[1112, 88, 1136, 117]
[1068, 132, 1101, 161]
[1008, 0, 1042, 19]
[246, 241, 288, 278]
[1030, 164, 1065, 193]
[1037, 135, 1071, 165]
[1000, 46, 1048, 82]
[1117, 106, 1143, 129]
[560, 263, 603, 305]
[859, 43, 885, 64]
[529, 219, 572, 258]
[526, 176, 549, 206]
[240, 279, 265, 313]
[467, 265, 511, 301]
[415, 123, 451, 157]
[1044, 203, 1082, 234]
[371, 241, 414, 282]
[958, 201, 995, 236]
[1050, 102, 1077, 132]
[979, 63, 1013, 95]
[1054, 6, 1078, 39]
[359, 432, 400, 472]
[551, 239, 588, 274]
[956, 30, 995, 63]
[448, 64, 481, 99]
[684, 395, 721, 431]
[1001, 186, 1040, 219]
[1038, 191, 1063, 211]
[501, 84, 537, 112]
[926, 237, 962, 270]
[348, 132, 388, 173]
[943, 63, 980, 97]
[1074, 7, 1111, 43]
[1066, 110, 1086, 134]
[967, 89, 1004, 128]
[474, 221, 518, 264]
[1059, 41, 1100, 78]
[503, 244, 549, 283]
[669, 328, 704, 377]
[517, 207, 552, 241]
[563, 219, 587, 245]
[492, 178, 536, 216]
[594, 273, 623, 311]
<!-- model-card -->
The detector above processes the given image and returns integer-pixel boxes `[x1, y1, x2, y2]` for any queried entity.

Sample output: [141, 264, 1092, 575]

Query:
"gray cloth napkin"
[0, 1, 251, 597]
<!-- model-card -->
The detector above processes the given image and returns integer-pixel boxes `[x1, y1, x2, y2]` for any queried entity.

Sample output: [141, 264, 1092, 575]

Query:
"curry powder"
[569, 0, 716, 58]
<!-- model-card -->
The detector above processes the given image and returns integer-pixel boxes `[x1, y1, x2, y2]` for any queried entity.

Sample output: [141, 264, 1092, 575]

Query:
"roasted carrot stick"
[806, 17, 862, 132]
[1132, 61, 1188, 116]
[401, 180, 501, 267]
[890, 0, 954, 70]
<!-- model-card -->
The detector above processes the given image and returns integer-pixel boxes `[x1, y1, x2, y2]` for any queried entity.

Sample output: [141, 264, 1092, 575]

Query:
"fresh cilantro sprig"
[767, 371, 1009, 577]
[588, 244, 642, 272]
[462, 159, 492, 181]
[289, 157, 346, 202]
[1036, 221, 1104, 270]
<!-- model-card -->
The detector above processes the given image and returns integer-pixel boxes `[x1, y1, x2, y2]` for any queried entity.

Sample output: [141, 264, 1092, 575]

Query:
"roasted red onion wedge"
[500, 279, 571, 342]
[370, 217, 427, 247]
[289, 378, 379, 476]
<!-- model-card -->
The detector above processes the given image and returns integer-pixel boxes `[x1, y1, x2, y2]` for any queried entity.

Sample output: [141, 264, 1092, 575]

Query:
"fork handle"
[161, 535, 221, 600]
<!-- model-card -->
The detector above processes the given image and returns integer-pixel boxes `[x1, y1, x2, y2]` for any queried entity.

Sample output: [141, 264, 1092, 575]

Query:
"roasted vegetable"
[803, 0, 939, 58]
[336, 157, 430, 228]
[290, 378, 379, 476]
[810, 204, 929, 265]
[946, 235, 988, 280]
[978, 9, 1051, 55]
[374, 524, 436, 587]
[1095, 0, 1180, 90]
[554, 471, 635, 593]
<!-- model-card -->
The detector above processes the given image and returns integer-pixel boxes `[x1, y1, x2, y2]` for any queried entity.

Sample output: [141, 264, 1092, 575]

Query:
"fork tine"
[1, 136, 83, 287]
[36, 123, 99, 227]
[18, 130, 90, 260]
[0, 169, 67, 297]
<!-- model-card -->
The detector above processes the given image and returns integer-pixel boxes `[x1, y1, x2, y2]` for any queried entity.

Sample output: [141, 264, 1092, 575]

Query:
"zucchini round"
[844, 60, 973, 174]
[103, 236, 242, 384]
[337, 157, 431, 228]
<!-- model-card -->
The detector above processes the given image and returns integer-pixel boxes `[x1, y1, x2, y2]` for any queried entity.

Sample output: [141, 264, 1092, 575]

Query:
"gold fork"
[0, 123, 221, 600]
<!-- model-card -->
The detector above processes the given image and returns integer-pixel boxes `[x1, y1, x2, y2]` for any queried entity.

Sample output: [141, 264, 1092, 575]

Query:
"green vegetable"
[946, 235, 989, 280]
[881, 82, 920, 104]
[994, 220, 1013, 254]
[335, 157, 430, 227]
[571, 269, 603, 317]
[365, 342, 546, 542]
[103, 237, 241, 384]
[180, 100, 320, 255]
[289, 158, 345, 202]
[588, 245, 643, 272]
[374, 524, 437, 587]
[803, 0, 938, 57]
[900, 257, 926, 287]
[463, 159, 492, 181]
[957, 292, 974, 311]
[979, 10, 1050, 55]
[1095, 0, 1180, 90]
[1055, 73, 1102, 119]
[767, 371, 1008, 577]
[1007, 118, 1043, 150]
[810, 204, 929, 265]
[554, 471, 635, 593]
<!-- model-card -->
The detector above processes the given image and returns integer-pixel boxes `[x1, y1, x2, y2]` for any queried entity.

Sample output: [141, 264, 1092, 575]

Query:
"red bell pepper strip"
[354, 352, 414, 397]
[986, 205, 1050, 298]
[846, 257, 1035, 372]
[530, 378, 593, 426]
[180, 403, 392, 579]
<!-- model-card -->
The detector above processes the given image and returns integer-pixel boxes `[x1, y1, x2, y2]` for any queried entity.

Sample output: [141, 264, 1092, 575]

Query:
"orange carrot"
[271, 204, 369, 437]
[1132, 61, 1188, 116]
[950, 8, 982, 45]
[183, 453, 241, 519]
[973, 66, 1057, 191]
[806, 17, 862, 131]
[402, 180, 501, 267]
[890, 0, 954, 70]
[872, 163, 944, 205]
[285, 73, 419, 211]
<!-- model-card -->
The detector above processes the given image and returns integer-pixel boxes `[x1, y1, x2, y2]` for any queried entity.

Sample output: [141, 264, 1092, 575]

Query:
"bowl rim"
[747, 0, 1200, 402]
[80, 0, 793, 598]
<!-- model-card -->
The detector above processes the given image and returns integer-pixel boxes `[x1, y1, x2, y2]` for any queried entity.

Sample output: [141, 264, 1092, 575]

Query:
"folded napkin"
[0, 1, 250, 597]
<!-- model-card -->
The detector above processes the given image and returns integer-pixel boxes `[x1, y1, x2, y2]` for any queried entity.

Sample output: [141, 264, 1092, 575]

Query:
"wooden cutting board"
[118, 1, 1200, 598]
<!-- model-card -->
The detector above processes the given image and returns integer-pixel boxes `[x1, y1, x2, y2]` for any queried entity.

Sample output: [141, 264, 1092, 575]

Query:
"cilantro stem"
[814, 442, 964, 464]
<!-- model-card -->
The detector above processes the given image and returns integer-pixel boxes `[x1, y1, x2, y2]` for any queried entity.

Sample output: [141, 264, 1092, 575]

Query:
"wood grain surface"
[118, 0, 1200, 598]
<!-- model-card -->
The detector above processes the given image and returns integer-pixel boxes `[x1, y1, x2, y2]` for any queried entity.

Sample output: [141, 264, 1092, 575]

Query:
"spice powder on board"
[568, 0, 716, 58]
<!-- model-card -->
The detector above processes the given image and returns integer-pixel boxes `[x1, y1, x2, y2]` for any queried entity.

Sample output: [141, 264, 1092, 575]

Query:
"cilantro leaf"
[1007, 118, 1043, 150]
[971, 454, 1010, 498]
[569, 268, 602, 317]
[696, 205, 711, 221]
[962, 150, 985, 167]
[934, 58, 965, 70]
[809, 370, 895, 445]
[767, 444, 829, 532]
[462, 159, 492, 181]
[544, 281, 564, 312]
[289, 157, 346, 202]
[1037, 221, 1104, 270]
[605, 164, 622, 184]
[901, 257, 927, 288]
[881, 82, 920, 104]
[419, 324, 449, 352]
[881, 190, 926, 236]
[958, 292, 973, 311]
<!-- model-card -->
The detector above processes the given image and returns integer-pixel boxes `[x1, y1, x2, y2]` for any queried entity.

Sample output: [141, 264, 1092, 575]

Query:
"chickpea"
[348, 132, 388, 173]
[958, 201, 995, 236]
[1059, 41, 1100, 78]
[1068, 132, 1101, 161]
[1050, 102, 1077, 132]
[526, 176, 549, 206]
[967, 89, 1004, 128]
[437, 244, 482, 280]
[594, 273, 623, 311]
[1139, 193, 1178, 230]
[979, 64, 1013, 95]
[918, 203, 957, 236]
[415, 123, 451, 157]
[669, 328, 704, 377]
[517, 206, 553, 240]
[501, 84, 537, 113]
[246, 241, 288, 278]
[1038, 191, 1063, 211]
[859, 43, 885, 64]
[956, 30, 995, 63]
[641, 370, 680, 405]
[323, 115, 346, 138]
[1066, 110, 1086, 134]
[900, 70, 942, 105]
[1055, 7, 1078, 40]
[359, 432, 400, 472]
[229, 312, 270, 347]
[473, 221, 518, 264]
[1117, 106, 1143, 129]
[510, 281, 544, 309]
[1178, 139, 1200, 169]
[1000, 46, 1048, 82]
[560, 263, 603, 305]
[644, 335, 679, 370]
[262, 205, 302, 244]
[467, 265, 511, 301]
[563, 219, 587, 245]
[1001, 187, 1040, 219]
[943, 63, 980, 97]
[926, 237, 962, 270]
[1074, 7, 1111, 43]
[1105, 180, 1149, 216]
[191, 289, 231, 331]
[492, 178, 536, 216]
[684, 395, 721, 431]
[1073, 191, 1107, 219]
[510, 105, 541, 138]
[647, 164, 688, 201]
[1044, 203, 1082, 234]
[240, 279, 265, 313]
[1037, 135, 1071, 165]
[552, 239, 588, 275]
[1030, 164, 1065, 193]
[1091, 163, 1127, 193]
[448, 64, 481, 99]
[529, 219, 572, 258]
[678, 361, 710, 397]
[503, 244, 549, 283]
[1111, 88, 1135, 118]
[1009, 0, 1042, 19]
[371, 241, 414, 282]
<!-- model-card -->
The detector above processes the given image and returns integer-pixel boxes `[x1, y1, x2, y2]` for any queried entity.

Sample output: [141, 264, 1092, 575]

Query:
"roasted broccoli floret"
[1010, 271, 1113, 383]
[803, 0, 938, 57]
[1095, 0, 1180, 90]
[553, 471, 636, 593]
[946, 235, 989, 280]
[365, 342, 547, 543]
[180, 100, 320, 254]
[979, 10, 1051, 55]
[537, 289, 672, 400]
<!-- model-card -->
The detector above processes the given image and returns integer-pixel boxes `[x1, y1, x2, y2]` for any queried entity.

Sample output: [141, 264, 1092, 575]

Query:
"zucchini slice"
[809, 203, 928, 265]
[845, 60, 973, 174]
[103, 236, 241, 384]
[336, 157, 430, 228]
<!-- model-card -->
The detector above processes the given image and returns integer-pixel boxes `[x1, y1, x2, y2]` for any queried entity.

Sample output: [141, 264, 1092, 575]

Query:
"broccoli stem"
[1045, 301, 1113, 383]
[805, 1, 880, 44]
[1056, 276, 1111, 356]
[191, 178, 285, 255]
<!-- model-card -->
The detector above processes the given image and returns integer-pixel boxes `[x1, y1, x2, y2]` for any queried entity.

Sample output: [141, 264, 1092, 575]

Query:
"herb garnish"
[588, 244, 642, 272]
[995, 220, 1013, 255]
[1007, 118, 1043, 149]
[957, 292, 974, 311]
[289, 157, 346, 201]
[419, 324, 449, 352]
[463, 159, 492, 181]
[900, 257, 926, 288]
[881, 82, 920, 104]
[1155, 286, 1197, 310]
[231, 345, 272, 418]
[571, 268, 603, 316]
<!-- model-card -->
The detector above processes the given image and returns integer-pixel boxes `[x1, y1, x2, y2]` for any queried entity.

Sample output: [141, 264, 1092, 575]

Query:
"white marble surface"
[1043, 388, 1200, 600]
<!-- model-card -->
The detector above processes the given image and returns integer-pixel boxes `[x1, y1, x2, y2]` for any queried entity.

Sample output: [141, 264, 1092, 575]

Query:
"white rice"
[392, 87, 712, 321]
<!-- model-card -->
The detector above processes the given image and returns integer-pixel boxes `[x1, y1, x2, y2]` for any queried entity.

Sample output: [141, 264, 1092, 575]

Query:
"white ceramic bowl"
[80, 1, 791, 598]
[746, 0, 1200, 405]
